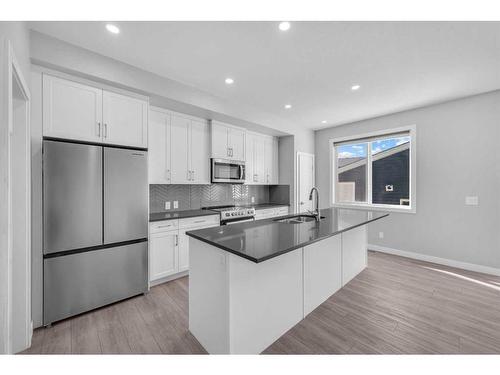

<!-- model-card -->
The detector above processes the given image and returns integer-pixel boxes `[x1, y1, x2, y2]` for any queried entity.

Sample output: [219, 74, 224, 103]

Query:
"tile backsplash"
[150, 184, 289, 213]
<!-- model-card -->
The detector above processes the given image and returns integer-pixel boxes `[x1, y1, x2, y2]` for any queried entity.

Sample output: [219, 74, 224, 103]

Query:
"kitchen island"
[186, 208, 388, 354]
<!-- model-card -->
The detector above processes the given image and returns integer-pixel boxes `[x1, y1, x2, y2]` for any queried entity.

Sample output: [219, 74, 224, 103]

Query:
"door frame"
[296, 152, 315, 214]
[0, 38, 32, 354]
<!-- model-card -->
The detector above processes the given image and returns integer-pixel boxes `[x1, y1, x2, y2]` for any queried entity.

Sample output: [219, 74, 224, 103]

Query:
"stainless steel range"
[203, 205, 256, 225]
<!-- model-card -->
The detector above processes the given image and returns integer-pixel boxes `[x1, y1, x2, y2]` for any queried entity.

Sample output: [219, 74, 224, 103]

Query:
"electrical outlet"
[465, 196, 479, 206]
[165, 201, 170, 210]
[251, 196, 255, 203]
[379, 231, 384, 239]
[173, 200, 179, 209]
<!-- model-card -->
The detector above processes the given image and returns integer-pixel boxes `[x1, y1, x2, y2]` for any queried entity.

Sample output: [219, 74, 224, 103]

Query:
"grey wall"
[150, 184, 289, 213]
[315, 90, 500, 269]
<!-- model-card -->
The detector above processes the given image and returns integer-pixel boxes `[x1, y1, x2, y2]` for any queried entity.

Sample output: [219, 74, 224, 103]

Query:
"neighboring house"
[338, 142, 410, 205]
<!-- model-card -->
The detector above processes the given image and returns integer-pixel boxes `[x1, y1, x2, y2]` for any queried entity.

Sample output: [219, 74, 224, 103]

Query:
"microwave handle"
[239, 164, 244, 179]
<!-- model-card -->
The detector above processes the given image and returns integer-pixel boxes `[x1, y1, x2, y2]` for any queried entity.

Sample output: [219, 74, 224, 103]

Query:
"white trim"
[369, 244, 500, 277]
[296, 152, 315, 214]
[330, 124, 416, 214]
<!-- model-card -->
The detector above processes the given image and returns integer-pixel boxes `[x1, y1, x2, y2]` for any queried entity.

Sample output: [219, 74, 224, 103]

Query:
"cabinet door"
[190, 119, 210, 184]
[229, 127, 246, 161]
[102, 90, 148, 148]
[148, 110, 170, 184]
[170, 114, 191, 184]
[245, 133, 255, 184]
[43, 75, 102, 142]
[254, 135, 266, 184]
[272, 137, 279, 184]
[263, 136, 277, 185]
[150, 231, 178, 281]
[211, 122, 229, 158]
[178, 230, 190, 272]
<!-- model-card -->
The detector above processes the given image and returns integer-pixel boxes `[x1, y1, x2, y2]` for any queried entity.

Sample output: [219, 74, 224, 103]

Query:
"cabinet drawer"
[179, 215, 219, 229]
[150, 220, 179, 233]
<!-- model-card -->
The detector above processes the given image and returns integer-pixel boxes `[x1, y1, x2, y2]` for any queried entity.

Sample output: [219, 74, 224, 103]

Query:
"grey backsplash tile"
[150, 184, 289, 213]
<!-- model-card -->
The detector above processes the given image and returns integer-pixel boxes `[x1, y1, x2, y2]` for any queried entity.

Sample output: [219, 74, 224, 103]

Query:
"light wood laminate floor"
[23, 251, 500, 354]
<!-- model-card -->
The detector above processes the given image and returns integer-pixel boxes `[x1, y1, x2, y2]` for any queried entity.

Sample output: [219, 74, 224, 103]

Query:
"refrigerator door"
[43, 140, 103, 254]
[43, 241, 148, 324]
[104, 147, 148, 243]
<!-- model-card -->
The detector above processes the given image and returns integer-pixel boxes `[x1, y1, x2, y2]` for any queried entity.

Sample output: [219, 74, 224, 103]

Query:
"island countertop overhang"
[186, 207, 389, 263]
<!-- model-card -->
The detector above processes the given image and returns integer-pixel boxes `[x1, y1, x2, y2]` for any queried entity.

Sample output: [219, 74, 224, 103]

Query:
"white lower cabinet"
[149, 230, 178, 281]
[149, 215, 219, 283]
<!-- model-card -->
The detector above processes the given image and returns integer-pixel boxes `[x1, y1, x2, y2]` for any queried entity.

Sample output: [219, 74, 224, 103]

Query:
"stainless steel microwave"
[211, 158, 246, 183]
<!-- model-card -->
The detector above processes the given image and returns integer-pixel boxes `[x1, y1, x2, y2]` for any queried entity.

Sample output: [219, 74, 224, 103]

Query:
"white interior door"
[169, 114, 190, 184]
[297, 152, 315, 213]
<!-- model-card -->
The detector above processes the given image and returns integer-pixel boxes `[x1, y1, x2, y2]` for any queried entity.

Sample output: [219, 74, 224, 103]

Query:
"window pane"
[371, 136, 410, 206]
[336, 143, 367, 203]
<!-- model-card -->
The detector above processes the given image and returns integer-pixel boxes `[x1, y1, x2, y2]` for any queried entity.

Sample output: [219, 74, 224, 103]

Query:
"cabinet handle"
[230, 148, 234, 157]
[166, 169, 170, 181]
[194, 220, 205, 223]
[157, 224, 172, 229]
[191, 170, 195, 181]
[175, 234, 178, 246]
[104, 123, 108, 138]
[97, 122, 101, 137]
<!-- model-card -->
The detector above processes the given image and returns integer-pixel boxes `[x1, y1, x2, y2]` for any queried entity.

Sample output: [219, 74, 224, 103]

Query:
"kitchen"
[1, 7, 500, 372]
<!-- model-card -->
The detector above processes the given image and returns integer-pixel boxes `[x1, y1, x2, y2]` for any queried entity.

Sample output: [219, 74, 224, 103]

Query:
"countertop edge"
[186, 212, 389, 263]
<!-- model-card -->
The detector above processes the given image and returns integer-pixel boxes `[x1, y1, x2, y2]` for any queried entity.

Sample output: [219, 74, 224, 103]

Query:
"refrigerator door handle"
[175, 234, 179, 247]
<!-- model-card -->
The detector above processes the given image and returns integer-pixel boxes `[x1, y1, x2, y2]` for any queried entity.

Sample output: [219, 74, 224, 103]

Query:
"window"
[331, 127, 415, 212]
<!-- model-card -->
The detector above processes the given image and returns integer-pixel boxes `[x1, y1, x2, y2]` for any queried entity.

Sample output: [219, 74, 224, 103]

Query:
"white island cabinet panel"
[341, 225, 367, 286]
[303, 235, 342, 316]
[228, 248, 303, 354]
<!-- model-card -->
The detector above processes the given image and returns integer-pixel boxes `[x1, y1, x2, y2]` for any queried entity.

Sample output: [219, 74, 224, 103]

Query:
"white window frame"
[329, 125, 416, 214]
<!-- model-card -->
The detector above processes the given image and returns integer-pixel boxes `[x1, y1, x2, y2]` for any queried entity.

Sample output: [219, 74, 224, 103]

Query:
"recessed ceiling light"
[105, 24, 120, 34]
[321, 120, 327, 124]
[351, 84, 361, 91]
[279, 22, 291, 31]
[284, 104, 292, 109]
[225, 78, 234, 85]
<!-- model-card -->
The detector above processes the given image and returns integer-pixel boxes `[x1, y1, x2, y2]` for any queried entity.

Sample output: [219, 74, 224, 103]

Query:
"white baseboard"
[149, 270, 189, 287]
[368, 244, 500, 277]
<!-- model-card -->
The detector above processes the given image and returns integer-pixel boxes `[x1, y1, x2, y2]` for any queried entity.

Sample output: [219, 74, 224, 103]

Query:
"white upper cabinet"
[102, 90, 148, 148]
[43, 74, 103, 143]
[42, 74, 148, 148]
[228, 127, 246, 161]
[245, 132, 279, 185]
[148, 109, 170, 184]
[169, 114, 191, 184]
[210, 121, 246, 161]
[190, 119, 210, 184]
[149, 108, 210, 185]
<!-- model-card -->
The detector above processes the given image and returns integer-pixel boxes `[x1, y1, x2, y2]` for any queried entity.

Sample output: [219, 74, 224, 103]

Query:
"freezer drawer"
[43, 241, 148, 325]
[43, 140, 103, 254]
[104, 147, 148, 243]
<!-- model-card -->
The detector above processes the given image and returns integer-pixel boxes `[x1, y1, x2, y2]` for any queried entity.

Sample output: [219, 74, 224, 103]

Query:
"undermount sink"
[274, 215, 325, 224]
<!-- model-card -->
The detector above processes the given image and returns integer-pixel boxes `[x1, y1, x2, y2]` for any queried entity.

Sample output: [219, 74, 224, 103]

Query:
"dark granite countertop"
[150, 209, 218, 222]
[186, 207, 389, 263]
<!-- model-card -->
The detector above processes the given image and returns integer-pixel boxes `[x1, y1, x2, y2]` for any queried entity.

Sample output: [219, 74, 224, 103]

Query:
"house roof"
[338, 141, 410, 173]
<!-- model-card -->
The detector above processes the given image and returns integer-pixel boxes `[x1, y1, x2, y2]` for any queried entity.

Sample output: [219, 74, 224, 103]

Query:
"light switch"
[173, 200, 179, 209]
[165, 201, 171, 210]
[465, 196, 479, 206]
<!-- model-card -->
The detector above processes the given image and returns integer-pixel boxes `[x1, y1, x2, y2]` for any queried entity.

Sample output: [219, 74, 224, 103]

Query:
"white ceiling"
[29, 21, 500, 130]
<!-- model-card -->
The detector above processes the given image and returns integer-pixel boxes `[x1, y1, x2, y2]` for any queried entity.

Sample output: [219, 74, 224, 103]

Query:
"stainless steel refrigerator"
[43, 139, 148, 325]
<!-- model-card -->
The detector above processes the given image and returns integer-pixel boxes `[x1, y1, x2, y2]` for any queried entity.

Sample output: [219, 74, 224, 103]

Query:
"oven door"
[223, 217, 255, 225]
[211, 159, 245, 183]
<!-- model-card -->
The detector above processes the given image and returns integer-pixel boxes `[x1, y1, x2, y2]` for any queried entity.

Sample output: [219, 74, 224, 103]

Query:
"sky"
[337, 136, 410, 159]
